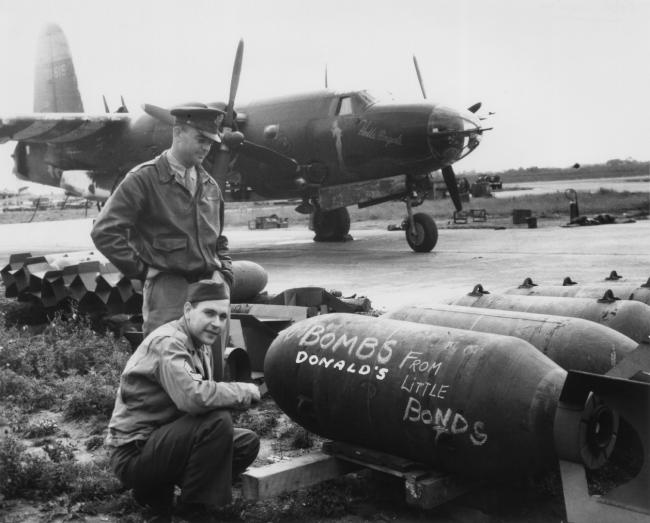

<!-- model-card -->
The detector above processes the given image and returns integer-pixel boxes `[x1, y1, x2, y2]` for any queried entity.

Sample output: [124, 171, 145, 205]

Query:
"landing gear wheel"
[312, 207, 351, 242]
[406, 213, 438, 252]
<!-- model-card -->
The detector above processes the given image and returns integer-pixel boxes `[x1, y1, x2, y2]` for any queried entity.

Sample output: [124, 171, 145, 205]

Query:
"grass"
[0, 301, 132, 509]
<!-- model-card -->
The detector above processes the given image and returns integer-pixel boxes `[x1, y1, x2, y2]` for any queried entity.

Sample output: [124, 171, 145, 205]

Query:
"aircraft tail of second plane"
[33, 23, 83, 113]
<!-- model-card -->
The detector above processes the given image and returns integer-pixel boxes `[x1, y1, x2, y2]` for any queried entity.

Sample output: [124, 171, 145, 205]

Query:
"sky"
[0, 0, 649, 192]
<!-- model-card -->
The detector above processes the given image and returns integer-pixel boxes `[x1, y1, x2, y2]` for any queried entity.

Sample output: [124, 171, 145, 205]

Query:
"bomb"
[264, 313, 620, 480]
[449, 285, 650, 344]
[383, 304, 638, 376]
[505, 277, 650, 306]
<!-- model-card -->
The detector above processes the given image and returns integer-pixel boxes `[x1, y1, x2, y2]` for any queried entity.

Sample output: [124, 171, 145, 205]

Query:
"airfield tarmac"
[1, 217, 648, 310]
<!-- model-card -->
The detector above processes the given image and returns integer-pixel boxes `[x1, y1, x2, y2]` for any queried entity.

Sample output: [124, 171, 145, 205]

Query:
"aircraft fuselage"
[234, 89, 480, 199]
[10, 89, 481, 203]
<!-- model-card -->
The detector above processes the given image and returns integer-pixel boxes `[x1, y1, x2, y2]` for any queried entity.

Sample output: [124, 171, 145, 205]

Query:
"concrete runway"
[1, 217, 648, 311]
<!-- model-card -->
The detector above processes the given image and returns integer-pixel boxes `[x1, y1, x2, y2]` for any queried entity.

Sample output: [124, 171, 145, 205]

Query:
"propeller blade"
[325, 64, 328, 88]
[225, 39, 244, 129]
[211, 40, 244, 188]
[412, 55, 427, 99]
[467, 102, 482, 113]
[240, 141, 299, 173]
[102, 95, 110, 113]
[142, 103, 175, 125]
[442, 165, 462, 211]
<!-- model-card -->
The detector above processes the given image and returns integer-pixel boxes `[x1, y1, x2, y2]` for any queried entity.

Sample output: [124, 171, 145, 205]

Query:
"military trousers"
[110, 410, 259, 511]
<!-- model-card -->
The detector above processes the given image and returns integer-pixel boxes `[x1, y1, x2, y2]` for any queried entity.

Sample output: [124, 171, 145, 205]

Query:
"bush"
[0, 311, 129, 421]
[85, 435, 105, 451]
[23, 417, 59, 438]
[0, 435, 121, 501]
[0, 369, 58, 411]
[0, 313, 131, 381]
[233, 409, 279, 437]
[41, 439, 76, 462]
[0, 436, 45, 498]
[61, 371, 119, 420]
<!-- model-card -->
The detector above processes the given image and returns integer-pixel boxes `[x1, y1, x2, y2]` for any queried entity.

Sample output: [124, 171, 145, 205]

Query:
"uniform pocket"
[152, 236, 187, 252]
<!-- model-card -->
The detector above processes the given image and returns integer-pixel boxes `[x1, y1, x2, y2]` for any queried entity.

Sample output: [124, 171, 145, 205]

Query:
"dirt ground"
[0, 397, 568, 523]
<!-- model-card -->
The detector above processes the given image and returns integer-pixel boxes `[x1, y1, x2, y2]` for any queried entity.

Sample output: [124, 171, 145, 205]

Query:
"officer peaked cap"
[170, 103, 224, 143]
[186, 279, 230, 303]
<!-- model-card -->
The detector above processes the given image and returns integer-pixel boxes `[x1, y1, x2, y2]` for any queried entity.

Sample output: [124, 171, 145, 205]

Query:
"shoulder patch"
[184, 360, 204, 382]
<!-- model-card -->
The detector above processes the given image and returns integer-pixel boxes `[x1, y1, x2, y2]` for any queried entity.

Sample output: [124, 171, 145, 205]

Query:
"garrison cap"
[186, 279, 230, 303]
[170, 103, 224, 143]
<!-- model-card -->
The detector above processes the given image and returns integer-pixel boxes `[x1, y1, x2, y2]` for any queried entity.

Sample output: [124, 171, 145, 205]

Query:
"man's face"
[173, 125, 214, 167]
[184, 299, 229, 345]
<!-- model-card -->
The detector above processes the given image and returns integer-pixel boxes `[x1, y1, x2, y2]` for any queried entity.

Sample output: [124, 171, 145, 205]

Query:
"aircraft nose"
[427, 107, 482, 164]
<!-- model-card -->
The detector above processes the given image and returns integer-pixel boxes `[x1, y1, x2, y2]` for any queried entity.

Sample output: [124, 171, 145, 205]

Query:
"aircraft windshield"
[356, 90, 379, 107]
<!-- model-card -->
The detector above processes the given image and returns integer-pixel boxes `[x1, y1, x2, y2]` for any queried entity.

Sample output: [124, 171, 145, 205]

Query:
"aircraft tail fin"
[33, 23, 83, 113]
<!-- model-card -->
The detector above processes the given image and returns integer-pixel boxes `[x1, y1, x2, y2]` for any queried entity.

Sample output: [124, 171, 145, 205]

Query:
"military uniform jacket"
[106, 318, 255, 447]
[90, 153, 233, 282]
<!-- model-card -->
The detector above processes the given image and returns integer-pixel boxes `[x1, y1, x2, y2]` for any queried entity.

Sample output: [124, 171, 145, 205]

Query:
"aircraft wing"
[0, 113, 131, 144]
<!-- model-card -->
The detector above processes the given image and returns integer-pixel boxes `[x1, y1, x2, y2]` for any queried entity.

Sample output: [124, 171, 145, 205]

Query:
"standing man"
[107, 280, 260, 523]
[91, 103, 234, 341]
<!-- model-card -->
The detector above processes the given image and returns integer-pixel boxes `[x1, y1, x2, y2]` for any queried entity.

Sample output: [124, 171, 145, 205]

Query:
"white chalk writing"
[299, 324, 395, 364]
[296, 350, 388, 380]
[402, 396, 488, 446]
[398, 351, 443, 375]
[400, 375, 449, 399]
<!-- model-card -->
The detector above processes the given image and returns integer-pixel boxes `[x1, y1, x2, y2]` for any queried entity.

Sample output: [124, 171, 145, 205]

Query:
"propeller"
[224, 39, 243, 130]
[413, 54, 462, 212]
[212, 39, 300, 178]
[143, 40, 302, 188]
[412, 55, 427, 99]
[442, 165, 463, 212]
[142, 102, 299, 174]
[209, 39, 244, 186]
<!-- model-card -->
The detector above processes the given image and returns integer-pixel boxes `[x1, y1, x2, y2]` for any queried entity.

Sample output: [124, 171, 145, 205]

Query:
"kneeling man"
[106, 280, 260, 522]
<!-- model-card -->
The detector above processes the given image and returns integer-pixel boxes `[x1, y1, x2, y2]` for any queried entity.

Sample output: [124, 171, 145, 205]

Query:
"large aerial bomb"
[264, 313, 623, 480]
[505, 277, 650, 306]
[449, 285, 650, 344]
[230, 260, 269, 301]
[383, 304, 638, 376]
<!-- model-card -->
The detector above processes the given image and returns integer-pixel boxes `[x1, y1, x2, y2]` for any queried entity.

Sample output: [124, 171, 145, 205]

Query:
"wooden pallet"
[241, 441, 473, 509]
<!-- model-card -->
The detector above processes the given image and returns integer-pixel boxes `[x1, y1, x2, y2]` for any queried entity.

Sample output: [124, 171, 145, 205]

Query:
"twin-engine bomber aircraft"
[0, 24, 490, 252]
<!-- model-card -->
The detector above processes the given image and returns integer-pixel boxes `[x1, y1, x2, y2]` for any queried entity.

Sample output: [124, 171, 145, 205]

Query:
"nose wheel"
[404, 197, 438, 252]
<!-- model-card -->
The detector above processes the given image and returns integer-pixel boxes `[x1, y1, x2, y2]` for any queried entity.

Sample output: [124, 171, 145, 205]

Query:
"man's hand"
[246, 383, 261, 404]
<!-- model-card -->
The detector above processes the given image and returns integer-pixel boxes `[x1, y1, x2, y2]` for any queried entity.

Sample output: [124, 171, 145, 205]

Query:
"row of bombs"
[0, 251, 372, 319]
[0, 251, 271, 313]
[263, 273, 650, 510]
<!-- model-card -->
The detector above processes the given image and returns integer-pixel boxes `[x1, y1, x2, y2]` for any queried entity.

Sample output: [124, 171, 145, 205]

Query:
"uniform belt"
[184, 272, 214, 284]
[147, 268, 214, 283]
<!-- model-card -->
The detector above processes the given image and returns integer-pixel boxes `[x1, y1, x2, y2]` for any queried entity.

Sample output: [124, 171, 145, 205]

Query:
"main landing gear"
[404, 194, 438, 253]
[311, 207, 351, 242]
